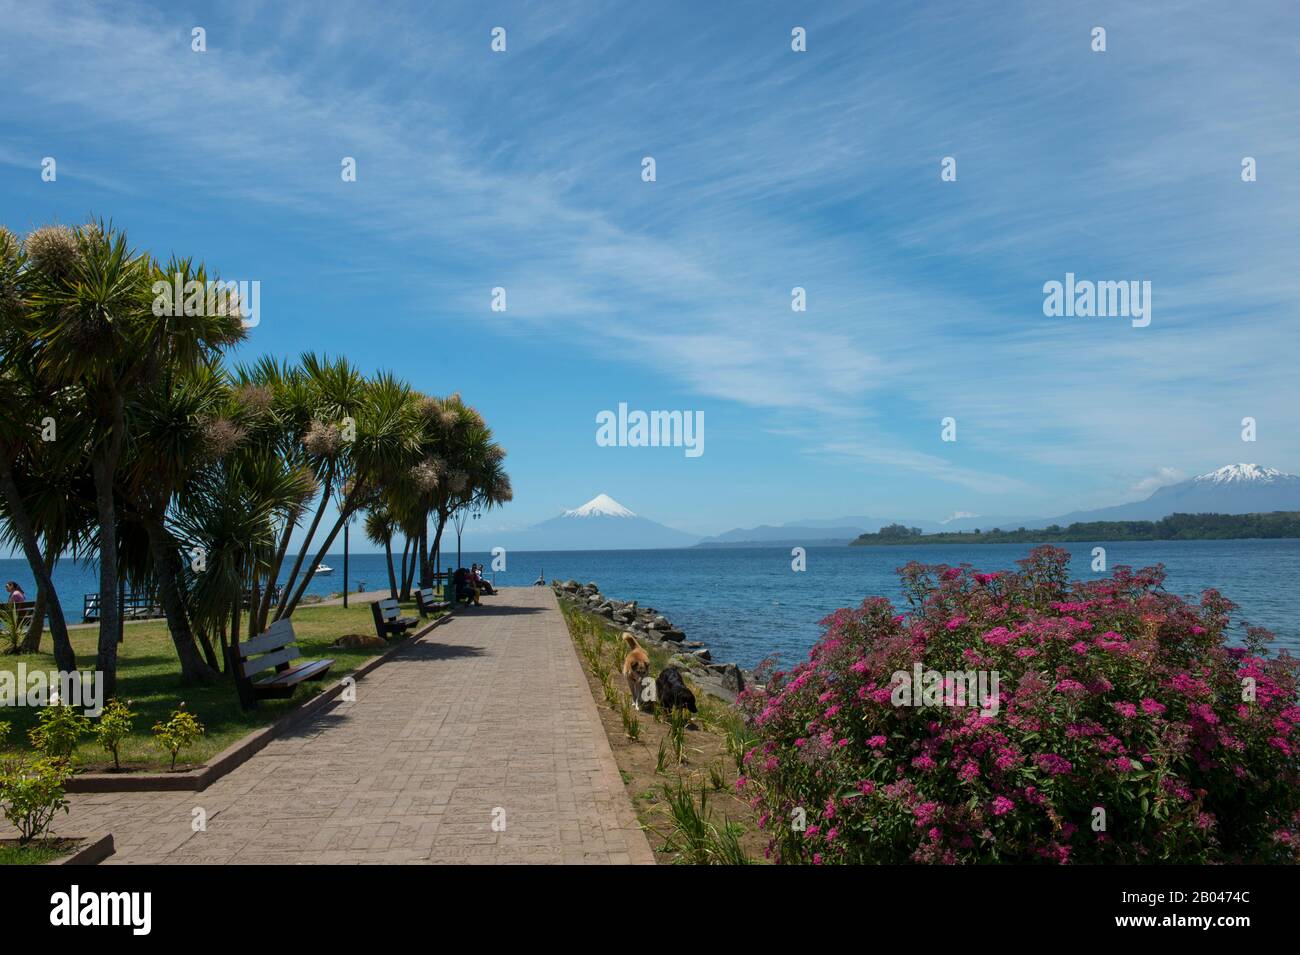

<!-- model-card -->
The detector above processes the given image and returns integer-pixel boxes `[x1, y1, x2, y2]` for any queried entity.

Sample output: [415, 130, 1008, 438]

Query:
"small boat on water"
[313, 564, 334, 575]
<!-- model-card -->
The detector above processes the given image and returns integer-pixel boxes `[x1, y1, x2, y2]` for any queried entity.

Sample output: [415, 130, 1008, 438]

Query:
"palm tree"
[119, 357, 232, 682]
[19, 224, 242, 697]
[0, 225, 80, 669]
[239, 357, 316, 635]
[424, 396, 510, 581]
[363, 503, 399, 599]
[3, 418, 95, 655]
[273, 354, 366, 621]
[279, 371, 421, 618]
[171, 398, 313, 667]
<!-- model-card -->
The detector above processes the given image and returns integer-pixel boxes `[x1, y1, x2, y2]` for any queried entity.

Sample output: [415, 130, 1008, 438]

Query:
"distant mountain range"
[698, 464, 1300, 546]
[456, 465, 1300, 553]
[463, 494, 700, 551]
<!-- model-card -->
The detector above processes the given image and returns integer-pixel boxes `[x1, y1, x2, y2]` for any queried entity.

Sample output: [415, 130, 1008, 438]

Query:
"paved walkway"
[31, 587, 653, 864]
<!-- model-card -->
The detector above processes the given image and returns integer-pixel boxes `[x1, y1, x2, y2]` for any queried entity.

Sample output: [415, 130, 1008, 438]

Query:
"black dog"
[655, 666, 697, 714]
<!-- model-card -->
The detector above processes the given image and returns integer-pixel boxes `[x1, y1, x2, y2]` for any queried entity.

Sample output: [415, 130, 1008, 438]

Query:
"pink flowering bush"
[738, 547, 1300, 864]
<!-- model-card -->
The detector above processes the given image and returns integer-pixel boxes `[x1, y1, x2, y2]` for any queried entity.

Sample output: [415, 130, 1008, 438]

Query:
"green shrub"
[95, 699, 136, 771]
[0, 603, 21, 655]
[152, 703, 204, 771]
[28, 702, 91, 762]
[0, 756, 71, 844]
[740, 546, 1300, 864]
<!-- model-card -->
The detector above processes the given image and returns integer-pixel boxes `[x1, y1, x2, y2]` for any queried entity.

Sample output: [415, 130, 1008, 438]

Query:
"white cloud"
[1128, 467, 1188, 498]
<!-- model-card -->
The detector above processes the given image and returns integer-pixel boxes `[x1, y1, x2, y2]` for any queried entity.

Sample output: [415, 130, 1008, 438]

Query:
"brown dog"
[621, 632, 652, 711]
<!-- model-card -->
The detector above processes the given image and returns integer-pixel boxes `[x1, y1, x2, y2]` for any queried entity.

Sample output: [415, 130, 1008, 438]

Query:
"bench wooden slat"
[242, 645, 299, 678]
[255, 659, 333, 687]
[237, 619, 295, 657]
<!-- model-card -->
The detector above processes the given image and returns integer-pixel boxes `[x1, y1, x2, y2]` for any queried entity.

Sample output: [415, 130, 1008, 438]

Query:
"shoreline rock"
[553, 579, 753, 704]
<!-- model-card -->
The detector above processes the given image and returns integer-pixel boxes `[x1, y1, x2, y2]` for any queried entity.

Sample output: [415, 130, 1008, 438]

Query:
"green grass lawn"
[0, 838, 78, 865]
[1, 601, 431, 773]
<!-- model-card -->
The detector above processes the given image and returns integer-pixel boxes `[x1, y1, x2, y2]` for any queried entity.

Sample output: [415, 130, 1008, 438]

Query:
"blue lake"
[6, 539, 1297, 670]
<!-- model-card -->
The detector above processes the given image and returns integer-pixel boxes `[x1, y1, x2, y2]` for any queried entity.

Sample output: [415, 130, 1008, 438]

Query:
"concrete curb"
[47, 832, 115, 865]
[65, 613, 452, 794]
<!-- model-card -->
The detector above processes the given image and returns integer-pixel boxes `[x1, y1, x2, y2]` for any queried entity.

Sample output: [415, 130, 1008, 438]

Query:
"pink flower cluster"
[737, 547, 1300, 865]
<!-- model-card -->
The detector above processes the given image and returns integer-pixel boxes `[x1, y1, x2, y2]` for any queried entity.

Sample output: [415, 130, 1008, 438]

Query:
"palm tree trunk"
[257, 505, 300, 633]
[0, 452, 75, 671]
[384, 536, 398, 599]
[402, 536, 418, 598]
[419, 524, 431, 589]
[398, 535, 411, 600]
[144, 515, 215, 684]
[280, 484, 363, 619]
[19, 546, 57, 653]
[196, 624, 220, 673]
[217, 618, 230, 675]
[91, 445, 122, 699]
[275, 469, 333, 620]
[430, 509, 448, 582]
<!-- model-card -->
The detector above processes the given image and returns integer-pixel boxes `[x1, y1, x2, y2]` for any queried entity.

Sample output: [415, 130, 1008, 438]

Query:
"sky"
[2, 0, 1298, 547]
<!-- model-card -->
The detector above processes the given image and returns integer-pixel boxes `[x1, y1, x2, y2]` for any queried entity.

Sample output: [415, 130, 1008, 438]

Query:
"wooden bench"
[370, 598, 420, 640]
[415, 586, 451, 618]
[232, 618, 334, 710]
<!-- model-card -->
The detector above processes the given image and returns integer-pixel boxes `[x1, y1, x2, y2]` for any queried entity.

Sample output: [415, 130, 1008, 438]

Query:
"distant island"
[850, 512, 1300, 545]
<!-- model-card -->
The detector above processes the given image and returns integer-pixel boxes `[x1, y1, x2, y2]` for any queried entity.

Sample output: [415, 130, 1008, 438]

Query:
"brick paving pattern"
[10, 587, 653, 865]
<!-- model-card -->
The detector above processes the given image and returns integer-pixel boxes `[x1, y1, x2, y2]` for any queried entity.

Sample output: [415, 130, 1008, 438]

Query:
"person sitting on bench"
[471, 564, 496, 595]
[453, 567, 481, 606]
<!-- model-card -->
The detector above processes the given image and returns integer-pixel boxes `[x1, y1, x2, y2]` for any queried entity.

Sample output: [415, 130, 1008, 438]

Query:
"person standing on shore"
[5, 581, 27, 603]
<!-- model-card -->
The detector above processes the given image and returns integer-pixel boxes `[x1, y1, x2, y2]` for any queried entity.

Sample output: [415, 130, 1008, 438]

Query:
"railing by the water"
[82, 584, 284, 623]
[82, 591, 163, 623]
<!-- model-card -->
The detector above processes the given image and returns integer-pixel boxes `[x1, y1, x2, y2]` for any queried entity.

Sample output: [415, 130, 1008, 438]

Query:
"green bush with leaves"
[0, 756, 71, 844]
[28, 702, 90, 762]
[94, 699, 136, 771]
[0, 602, 21, 655]
[152, 704, 204, 771]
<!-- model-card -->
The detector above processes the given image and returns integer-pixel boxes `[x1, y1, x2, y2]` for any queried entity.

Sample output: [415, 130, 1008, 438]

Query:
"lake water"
[5, 539, 1297, 670]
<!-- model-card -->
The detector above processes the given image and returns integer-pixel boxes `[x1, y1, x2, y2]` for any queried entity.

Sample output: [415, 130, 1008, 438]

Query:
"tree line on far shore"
[851, 512, 1300, 546]
[0, 221, 509, 699]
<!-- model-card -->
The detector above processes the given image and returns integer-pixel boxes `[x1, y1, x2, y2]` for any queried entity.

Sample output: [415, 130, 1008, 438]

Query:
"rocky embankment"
[552, 579, 751, 703]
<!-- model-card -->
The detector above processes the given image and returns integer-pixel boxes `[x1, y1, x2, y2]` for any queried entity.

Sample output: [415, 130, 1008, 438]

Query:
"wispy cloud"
[3, 0, 1296, 520]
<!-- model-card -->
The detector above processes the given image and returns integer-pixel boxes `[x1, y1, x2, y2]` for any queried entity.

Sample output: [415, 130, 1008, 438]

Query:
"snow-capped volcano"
[1193, 464, 1289, 486]
[1046, 463, 1300, 523]
[563, 494, 636, 518]
[460, 494, 698, 550]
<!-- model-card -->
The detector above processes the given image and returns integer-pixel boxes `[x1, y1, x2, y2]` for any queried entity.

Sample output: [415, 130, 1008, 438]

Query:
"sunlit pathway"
[25, 587, 654, 865]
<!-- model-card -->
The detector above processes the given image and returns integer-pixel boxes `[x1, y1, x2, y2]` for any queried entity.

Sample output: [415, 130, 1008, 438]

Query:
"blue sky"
[2, 0, 1297, 544]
